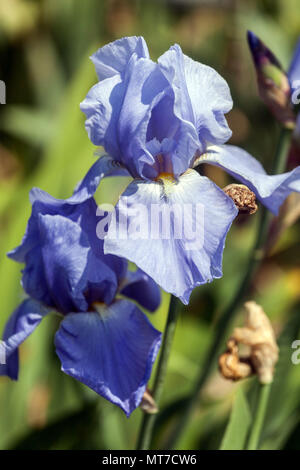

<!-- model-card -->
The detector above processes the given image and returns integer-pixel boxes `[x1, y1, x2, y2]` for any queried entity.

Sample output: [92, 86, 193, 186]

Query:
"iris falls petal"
[55, 300, 162, 416]
[197, 145, 300, 214]
[104, 170, 238, 304]
[0, 299, 49, 380]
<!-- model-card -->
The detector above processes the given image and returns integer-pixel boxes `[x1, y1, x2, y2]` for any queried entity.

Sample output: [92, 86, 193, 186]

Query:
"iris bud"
[247, 31, 296, 129]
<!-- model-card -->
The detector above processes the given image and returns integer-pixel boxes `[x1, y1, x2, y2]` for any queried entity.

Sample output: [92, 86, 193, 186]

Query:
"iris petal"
[117, 57, 170, 178]
[197, 144, 300, 214]
[82, 39, 207, 180]
[67, 156, 130, 203]
[38, 213, 119, 312]
[91, 36, 149, 80]
[104, 169, 238, 304]
[55, 300, 162, 416]
[0, 299, 49, 380]
[8, 185, 126, 310]
[80, 75, 124, 157]
[38, 214, 91, 312]
[8, 155, 126, 264]
[121, 269, 161, 312]
[158, 44, 233, 148]
[81, 54, 170, 178]
[30, 157, 129, 207]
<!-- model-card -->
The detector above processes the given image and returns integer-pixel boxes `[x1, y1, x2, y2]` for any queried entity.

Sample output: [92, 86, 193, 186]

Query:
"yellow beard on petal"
[155, 172, 177, 197]
[92, 302, 108, 317]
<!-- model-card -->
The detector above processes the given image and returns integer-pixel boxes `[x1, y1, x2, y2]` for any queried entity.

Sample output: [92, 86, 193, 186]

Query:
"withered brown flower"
[219, 301, 279, 384]
[223, 184, 258, 215]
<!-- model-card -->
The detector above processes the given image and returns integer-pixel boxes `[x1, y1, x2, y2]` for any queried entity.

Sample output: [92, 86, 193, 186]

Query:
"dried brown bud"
[219, 338, 253, 381]
[219, 301, 279, 384]
[234, 301, 279, 384]
[139, 389, 158, 414]
[223, 184, 258, 215]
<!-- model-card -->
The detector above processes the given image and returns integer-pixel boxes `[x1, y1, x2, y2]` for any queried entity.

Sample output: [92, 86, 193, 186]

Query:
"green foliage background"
[0, 0, 299, 450]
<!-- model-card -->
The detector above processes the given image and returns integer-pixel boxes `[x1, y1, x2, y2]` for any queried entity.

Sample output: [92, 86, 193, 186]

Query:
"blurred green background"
[0, 0, 299, 450]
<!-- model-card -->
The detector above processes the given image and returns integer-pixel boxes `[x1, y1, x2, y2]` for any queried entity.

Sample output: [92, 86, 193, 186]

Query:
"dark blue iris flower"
[247, 30, 300, 87]
[248, 31, 300, 130]
[80, 36, 300, 304]
[287, 36, 300, 142]
[0, 176, 161, 417]
[286, 36, 300, 99]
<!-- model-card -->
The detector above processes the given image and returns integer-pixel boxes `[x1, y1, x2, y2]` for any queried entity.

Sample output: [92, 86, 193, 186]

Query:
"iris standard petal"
[38, 213, 91, 313]
[8, 188, 92, 266]
[82, 250, 120, 307]
[80, 74, 124, 157]
[83, 42, 198, 179]
[22, 245, 54, 307]
[0, 299, 49, 380]
[120, 269, 161, 312]
[117, 56, 172, 178]
[91, 36, 149, 80]
[158, 44, 233, 148]
[28, 187, 112, 258]
[146, 98, 201, 178]
[83, 39, 231, 180]
[38, 213, 119, 312]
[9, 188, 124, 310]
[9, 155, 122, 264]
[81, 54, 170, 177]
[104, 169, 238, 304]
[7, 203, 41, 263]
[55, 300, 162, 417]
[196, 145, 300, 215]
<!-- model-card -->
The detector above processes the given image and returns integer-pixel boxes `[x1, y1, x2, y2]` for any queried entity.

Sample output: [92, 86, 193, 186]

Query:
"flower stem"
[136, 294, 181, 450]
[165, 127, 292, 449]
[246, 383, 271, 450]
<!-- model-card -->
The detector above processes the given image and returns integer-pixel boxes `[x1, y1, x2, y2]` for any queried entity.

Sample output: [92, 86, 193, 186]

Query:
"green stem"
[165, 127, 292, 449]
[247, 383, 271, 450]
[136, 294, 181, 450]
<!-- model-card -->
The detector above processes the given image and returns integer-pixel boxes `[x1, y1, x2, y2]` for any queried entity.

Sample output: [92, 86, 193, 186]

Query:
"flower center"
[92, 301, 109, 317]
[155, 172, 175, 183]
[155, 172, 177, 196]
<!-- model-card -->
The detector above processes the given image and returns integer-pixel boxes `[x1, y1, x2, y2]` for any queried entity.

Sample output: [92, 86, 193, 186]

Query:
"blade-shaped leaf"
[220, 386, 252, 450]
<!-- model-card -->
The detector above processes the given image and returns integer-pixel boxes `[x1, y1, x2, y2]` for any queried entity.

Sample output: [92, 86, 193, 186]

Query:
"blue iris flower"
[80, 36, 300, 304]
[0, 177, 162, 417]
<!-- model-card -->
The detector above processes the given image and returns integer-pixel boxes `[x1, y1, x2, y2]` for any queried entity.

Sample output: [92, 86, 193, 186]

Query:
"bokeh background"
[0, 0, 299, 450]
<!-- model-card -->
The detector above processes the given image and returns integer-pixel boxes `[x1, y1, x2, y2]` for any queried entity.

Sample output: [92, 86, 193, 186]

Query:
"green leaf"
[220, 386, 252, 450]
[0, 107, 55, 146]
[259, 306, 300, 449]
